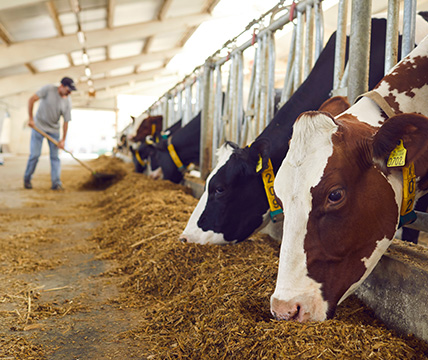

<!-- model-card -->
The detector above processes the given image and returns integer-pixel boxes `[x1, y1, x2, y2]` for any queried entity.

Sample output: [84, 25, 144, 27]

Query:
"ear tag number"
[256, 155, 263, 173]
[387, 139, 406, 167]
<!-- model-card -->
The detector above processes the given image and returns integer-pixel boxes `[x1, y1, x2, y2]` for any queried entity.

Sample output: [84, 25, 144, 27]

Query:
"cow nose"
[179, 234, 188, 243]
[271, 297, 301, 321]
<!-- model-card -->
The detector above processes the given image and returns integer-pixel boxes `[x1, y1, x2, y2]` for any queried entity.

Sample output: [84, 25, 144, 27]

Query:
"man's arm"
[28, 94, 39, 128]
[58, 121, 68, 149]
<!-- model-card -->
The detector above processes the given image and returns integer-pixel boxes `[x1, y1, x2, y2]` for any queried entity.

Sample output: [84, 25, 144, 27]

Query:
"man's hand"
[28, 118, 35, 128]
[58, 139, 65, 149]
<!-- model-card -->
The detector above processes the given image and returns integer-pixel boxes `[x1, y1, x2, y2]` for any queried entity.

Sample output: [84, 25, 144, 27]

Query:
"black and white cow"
[180, 18, 403, 244]
[130, 118, 183, 174]
[149, 112, 201, 184]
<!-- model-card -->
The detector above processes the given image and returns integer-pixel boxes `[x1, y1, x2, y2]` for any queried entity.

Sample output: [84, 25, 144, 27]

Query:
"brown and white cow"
[270, 34, 428, 322]
[130, 115, 163, 142]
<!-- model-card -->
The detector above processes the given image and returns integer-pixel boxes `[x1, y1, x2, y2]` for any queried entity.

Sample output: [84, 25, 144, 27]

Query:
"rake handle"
[32, 125, 96, 174]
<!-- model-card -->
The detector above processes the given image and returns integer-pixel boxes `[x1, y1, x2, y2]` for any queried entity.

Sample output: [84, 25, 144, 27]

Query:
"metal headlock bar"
[404, 211, 428, 233]
[279, 0, 324, 108]
[333, 0, 417, 100]
[134, 0, 324, 179]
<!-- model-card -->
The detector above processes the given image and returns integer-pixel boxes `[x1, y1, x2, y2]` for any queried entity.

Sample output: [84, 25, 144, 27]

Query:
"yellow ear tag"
[256, 155, 263, 172]
[387, 139, 407, 167]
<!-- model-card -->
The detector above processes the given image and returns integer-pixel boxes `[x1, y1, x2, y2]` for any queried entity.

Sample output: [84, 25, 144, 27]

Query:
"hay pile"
[76, 155, 128, 190]
[86, 158, 428, 359]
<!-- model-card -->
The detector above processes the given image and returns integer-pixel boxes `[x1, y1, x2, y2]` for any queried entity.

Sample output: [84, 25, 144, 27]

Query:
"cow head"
[131, 115, 163, 142]
[270, 111, 428, 322]
[180, 138, 272, 244]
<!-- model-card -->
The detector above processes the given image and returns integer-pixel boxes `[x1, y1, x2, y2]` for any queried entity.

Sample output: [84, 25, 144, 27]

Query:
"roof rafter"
[0, 21, 12, 45]
[0, 47, 183, 98]
[0, 13, 212, 70]
[107, 0, 115, 29]
[0, 0, 45, 11]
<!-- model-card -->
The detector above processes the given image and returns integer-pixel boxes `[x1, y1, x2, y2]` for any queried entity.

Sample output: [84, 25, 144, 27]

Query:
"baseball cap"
[61, 77, 77, 91]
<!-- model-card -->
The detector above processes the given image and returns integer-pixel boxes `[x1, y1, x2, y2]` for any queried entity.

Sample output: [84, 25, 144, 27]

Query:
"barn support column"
[347, 0, 372, 104]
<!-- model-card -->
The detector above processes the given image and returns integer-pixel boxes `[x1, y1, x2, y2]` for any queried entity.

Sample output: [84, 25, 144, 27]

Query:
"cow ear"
[249, 137, 271, 172]
[372, 113, 428, 173]
[318, 96, 350, 117]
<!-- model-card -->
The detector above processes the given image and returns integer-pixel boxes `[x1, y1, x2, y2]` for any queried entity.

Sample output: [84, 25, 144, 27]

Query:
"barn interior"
[1, 0, 428, 358]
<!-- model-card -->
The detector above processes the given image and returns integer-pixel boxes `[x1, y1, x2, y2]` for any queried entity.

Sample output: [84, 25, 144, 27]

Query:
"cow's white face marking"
[180, 144, 235, 245]
[271, 112, 338, 321]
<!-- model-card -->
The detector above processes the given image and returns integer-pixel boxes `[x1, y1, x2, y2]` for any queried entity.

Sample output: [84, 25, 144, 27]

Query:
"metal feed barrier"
[123, 0, 425, 232]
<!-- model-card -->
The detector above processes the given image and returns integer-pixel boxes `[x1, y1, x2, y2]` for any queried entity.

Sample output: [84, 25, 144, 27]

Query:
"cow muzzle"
[270, 295, 327, 322]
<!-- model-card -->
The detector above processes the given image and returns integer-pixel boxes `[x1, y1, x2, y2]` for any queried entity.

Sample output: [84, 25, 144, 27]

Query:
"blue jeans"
[24, 129, 62, 187]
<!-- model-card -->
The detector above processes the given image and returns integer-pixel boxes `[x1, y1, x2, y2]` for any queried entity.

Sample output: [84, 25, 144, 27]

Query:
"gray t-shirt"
[35, 84, 72, 134]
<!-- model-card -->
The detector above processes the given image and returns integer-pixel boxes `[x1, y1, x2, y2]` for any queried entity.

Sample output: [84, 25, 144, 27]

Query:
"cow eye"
[215, 186, 225, 195]
[328, 188, 344, 203]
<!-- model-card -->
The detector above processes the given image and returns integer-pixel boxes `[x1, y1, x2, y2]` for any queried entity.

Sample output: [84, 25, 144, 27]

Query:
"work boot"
[24, 180, 32, 189]
[51, 184, 64, 191]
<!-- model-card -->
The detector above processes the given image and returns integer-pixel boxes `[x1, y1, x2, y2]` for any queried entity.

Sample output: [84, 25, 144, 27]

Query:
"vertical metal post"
[229, 55, 237, 142]
[161, 98, 168, 129]
[314, 0, 324, 61]
[266, 31, 276, 128]
[184, 82, 193, 125]
[294, 10, 304, 89]
[385, 0, 400, 73]
[176, 90, 183, 124]
[304, 4, 314, 78]
[236, 51, 244, 146]
[200, 62, 214, 180]
[258, 34, 267, 135]
[333, 0, 348, 91]
[401, 0, 416, 59]
[280, 25, 296, 105]
[212, 64, 223, 166]
[348, 0, 372, 104]
[254, 36, 263, 136]
[241, 53, 257, 147]
[195, 75, 202, 115]
[167, 94, 175, 127]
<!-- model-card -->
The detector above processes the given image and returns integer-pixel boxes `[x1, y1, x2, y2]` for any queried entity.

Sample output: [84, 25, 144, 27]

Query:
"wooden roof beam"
[107, 0, 115, 28]
[0, 47, 182, 98]
[0, 13, 212, 69]
[0, 21, 12, 45]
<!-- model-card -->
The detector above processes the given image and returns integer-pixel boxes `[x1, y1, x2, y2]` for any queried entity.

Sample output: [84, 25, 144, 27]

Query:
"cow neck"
[135, 151, 147, 167]
[167, 137, 185, 172]
[355, 90, 396, 118]
[387, 141, 417, 228]
[167, 113, 201, 171]
[359, 90, 417, 227]
[250, 143, 284, 223]
[260, 158, 284, 223]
